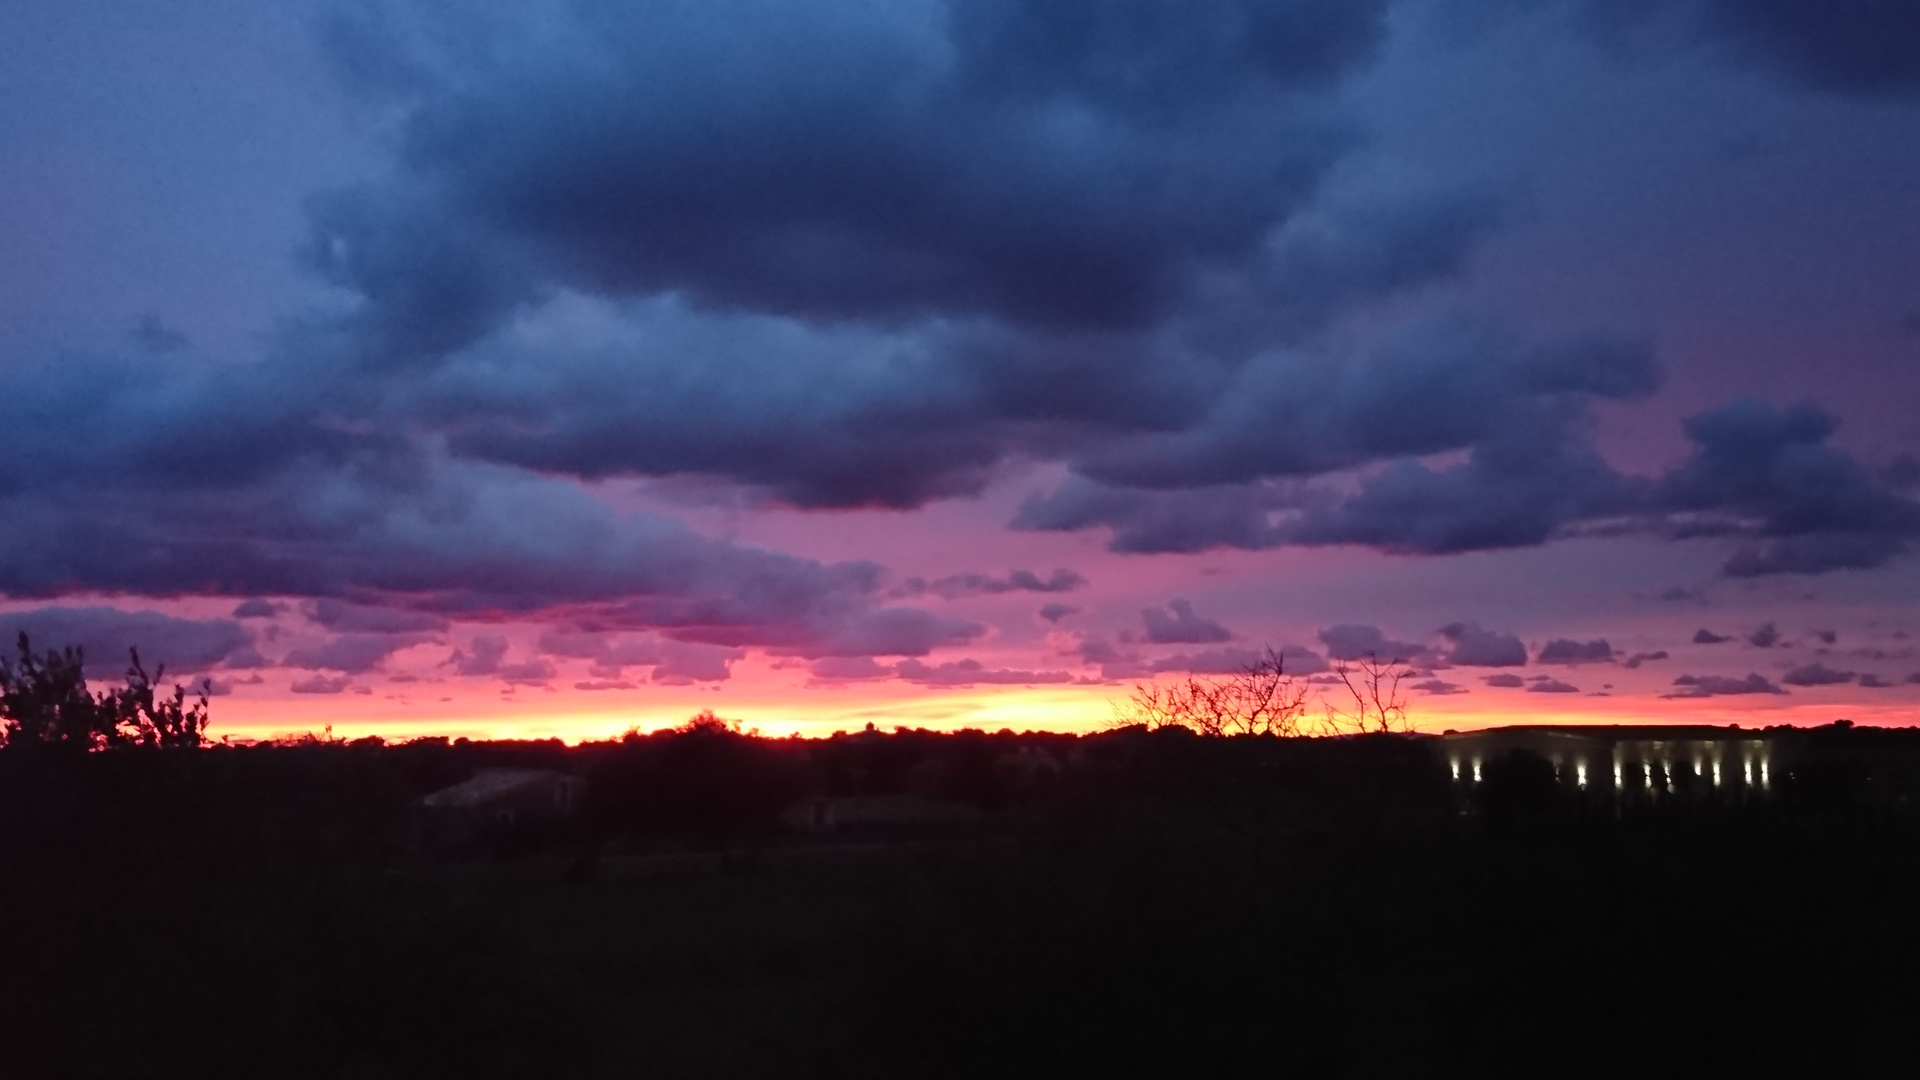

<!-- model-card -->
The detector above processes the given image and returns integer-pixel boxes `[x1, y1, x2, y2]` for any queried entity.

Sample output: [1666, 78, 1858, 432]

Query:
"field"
[5, 729, 1920, 1077]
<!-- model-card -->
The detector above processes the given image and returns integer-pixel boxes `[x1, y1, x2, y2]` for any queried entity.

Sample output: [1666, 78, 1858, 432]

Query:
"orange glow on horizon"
[207, 678, 1920, 745]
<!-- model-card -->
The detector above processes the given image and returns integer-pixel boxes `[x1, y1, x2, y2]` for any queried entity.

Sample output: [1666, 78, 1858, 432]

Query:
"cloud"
[1561, 0, 1920, 96]
[1668, 673, 1787, 697]
[232, 599, 283, 619]
[1659, 401, 1920, 576]
[1693, 629, 1733, 644]
[496, 659, 557, 686]
[893, 568, 1087, 599]
[1018, 396, 1918, 578]
[1439, 622, 1527, 667]
[1781, 662, 1856, 687]
[1528, 679, 1580, 693]
[1037, 603, 1081, 624]
[1412, 679, 1467, 695]
[225, 647, 271, 670]
[303, 599, 450, 634]
[1537, 638, 1614, 664]
[1149, 644, 1329, 677]
[535, 630, 742, 683]
[649, 645, 741, 685]
[1747, 623, 1781, 648]
[1857, 673, 1895, 689]
[1078, 324, 1655, 492]
[807, 656, 892, 682]
[1483, 673, 1526, 688]
[447, 635, 509, 677]
[893, 658, 1074, 688]
[1013, 479, 1289, 554]
[1318, 624, 1425, 662]
[0, 606, 252, 677]
[1623, 650, 1668, 669]
[284, 633, 431, 674]
[290, 674, 354, 694]
[1141, 599, 1233, 644]
[4, 0, 1913, 667]
[316, 0, 1390, 337]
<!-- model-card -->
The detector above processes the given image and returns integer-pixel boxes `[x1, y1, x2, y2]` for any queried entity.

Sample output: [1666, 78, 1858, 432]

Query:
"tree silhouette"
[1118, 647, 1311, 736]
[0, 634, 117, 751]
[0, 633, 210, 751]
[1322, 654, 1413, 735]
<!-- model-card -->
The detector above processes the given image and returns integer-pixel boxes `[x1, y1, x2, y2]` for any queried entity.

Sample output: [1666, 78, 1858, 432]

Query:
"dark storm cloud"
[1075, 325, 1655, 491]
[1455, 0, 1920, 95]
[1537, 638, 1614, 664]
[286, 0, 1539, 514]
[1658, 401, 1920, 576]
[0, 606, 252, 676]
[1141, 599, 1233, 645]
[1024, 397, 1919, 574]
[1440, 623, 1527, 667]
[8, 0, 1917, 660]
[0, 351, 972, 657]
[0, 0, 1477, 653]
[317, 0, 1388, 336]
[1601, 0, 1920, 96]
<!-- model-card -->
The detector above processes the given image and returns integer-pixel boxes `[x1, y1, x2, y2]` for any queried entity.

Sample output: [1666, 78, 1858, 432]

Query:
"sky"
[3, 0, 1918, 741]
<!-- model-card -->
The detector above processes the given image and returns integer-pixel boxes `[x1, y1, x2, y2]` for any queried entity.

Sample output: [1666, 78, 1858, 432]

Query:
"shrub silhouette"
[1473, 748, 1564, 824]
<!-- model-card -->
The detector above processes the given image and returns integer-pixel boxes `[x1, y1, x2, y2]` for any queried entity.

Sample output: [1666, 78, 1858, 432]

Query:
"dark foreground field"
[5, 730, 1920, 1078]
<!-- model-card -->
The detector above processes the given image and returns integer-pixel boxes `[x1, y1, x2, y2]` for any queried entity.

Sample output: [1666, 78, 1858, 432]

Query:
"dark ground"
[4, 727, 1919, 1078]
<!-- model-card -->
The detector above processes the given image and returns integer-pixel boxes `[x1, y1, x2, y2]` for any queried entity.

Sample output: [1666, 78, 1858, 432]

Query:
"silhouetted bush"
[1473, 747, 1565, 825]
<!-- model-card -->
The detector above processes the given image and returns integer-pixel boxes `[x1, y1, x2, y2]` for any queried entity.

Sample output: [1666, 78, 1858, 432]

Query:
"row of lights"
[1449, 753, 1771, 791]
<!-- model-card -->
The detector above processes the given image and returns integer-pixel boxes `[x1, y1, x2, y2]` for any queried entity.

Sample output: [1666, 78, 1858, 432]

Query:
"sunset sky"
[4, 0, 1919, 740]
